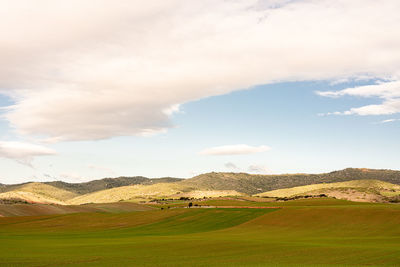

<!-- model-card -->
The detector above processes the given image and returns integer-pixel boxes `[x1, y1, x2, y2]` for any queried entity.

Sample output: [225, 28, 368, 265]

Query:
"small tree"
[188, 202, 193, 208]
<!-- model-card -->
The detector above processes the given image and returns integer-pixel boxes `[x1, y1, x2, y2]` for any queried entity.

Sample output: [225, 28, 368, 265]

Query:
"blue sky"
[1, 79, 399, 184]
[0, 1, 400, 183]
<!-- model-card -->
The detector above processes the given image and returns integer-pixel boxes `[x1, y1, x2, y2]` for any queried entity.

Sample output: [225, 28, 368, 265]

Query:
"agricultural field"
[0, 198, 399, 266]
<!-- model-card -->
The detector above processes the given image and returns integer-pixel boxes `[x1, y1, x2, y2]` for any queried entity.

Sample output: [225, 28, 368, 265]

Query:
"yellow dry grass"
[68, 182, 245, 205]
[16, 183, 78, 201]
[171, 190, 244, 198]
[255, 179, 400, 199]
[0, 183, 79, 205]
[68, 183, 190, 204]
[0, 191, 65, 205]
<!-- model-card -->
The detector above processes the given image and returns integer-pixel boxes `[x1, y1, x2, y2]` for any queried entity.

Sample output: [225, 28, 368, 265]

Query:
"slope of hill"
[67, 183, 188, 204]
[0, 183, 79, 205]
[256, 179, 400, 202]
[0, 191, 65, 205]
[67, 182, 243, 205]
[45, 176, 183, 195]
[17, 182, 78, 201]
[182, 168, 400, 195]
[1, 168, 400, 205]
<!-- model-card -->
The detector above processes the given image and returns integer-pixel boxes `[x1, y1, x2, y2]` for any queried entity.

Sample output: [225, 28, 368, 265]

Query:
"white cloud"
[224, 162, 271, 173]
[225, 162, 239, 170]
[378, 118, 399, 124]
[200, 144, 270, 156]
[247, 164, 270, 174]
[1, 0, 400, 141]
[317, 81, 400, 99]
[0, 141, 56, 166]
[317, 81, 400, 116]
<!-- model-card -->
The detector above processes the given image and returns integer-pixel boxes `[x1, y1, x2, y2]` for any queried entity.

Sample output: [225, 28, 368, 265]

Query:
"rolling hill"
[45, 176, 183, 195]
[1, 168, 400, 205]
[0, 182, 79, 205]
[255, 179, 400, 202]
[67, 182, 244, 205]
[182, 168, 400, 195]
[0, 176, 183, 195]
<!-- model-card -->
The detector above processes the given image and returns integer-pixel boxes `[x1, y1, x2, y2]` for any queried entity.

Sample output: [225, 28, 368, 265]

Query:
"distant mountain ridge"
[0, 176, 184, 195]
[45, 177, 184, 195]
[182, 168, 400, 195]
[1, 168, 400, 204]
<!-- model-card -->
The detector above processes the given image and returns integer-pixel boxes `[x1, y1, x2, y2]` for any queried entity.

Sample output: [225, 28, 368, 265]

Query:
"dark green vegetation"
[0, 198, 29, 205]
[0, 198, 399, 266]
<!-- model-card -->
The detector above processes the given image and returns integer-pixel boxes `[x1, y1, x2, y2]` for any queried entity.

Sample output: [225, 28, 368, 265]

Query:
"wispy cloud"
[317, 81, 400, 116]
[1, 1, 400, 141]
[225, 162, 240, 170]
[376, 118, 400, 124]
[247, 164, 270, 174]
[0, 141, 56, 167]
[200, 144, 270, 156]
[224, 162, 270, 174]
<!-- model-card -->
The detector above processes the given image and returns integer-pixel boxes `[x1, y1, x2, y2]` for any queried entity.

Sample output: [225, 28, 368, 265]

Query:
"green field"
[0, 199, 399, 266]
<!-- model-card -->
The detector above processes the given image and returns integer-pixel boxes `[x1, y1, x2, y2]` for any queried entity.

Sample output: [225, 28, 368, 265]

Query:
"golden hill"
[0, 182, 78, 205]
[1, 168, 400, 205]
[68, 182, 243, 205]
[255, 179, 400, 202]
[15, 182, 78, 200]
[0, 191, 66, 205]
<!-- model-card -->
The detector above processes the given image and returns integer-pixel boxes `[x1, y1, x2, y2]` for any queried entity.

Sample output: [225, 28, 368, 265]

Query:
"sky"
[0, 0, 400, 184]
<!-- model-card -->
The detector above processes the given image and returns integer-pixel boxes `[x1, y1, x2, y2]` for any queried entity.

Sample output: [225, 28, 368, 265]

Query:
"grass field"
[0, 202, 153, 217]
[0, 198, 399, 266]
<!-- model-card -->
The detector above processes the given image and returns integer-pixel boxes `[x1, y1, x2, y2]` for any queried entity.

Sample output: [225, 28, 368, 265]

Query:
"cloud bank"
[0, 141, 56, 166]
[1, 0, 400, 141]
[200, 144, 270, 156]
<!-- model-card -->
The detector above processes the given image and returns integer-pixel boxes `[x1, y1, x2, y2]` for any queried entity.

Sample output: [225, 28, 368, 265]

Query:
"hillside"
[1, 168, 400, 205]
[0, 176, 183, 195]
[182, 168, 400, 195]
[0, 191, 65, 205]
[0, 183, 79, 205]
[17, 182, 78, 201]
[255, 179, 400, 202]
[67, 182, 243, 205]
[45, 176, 183, 195]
